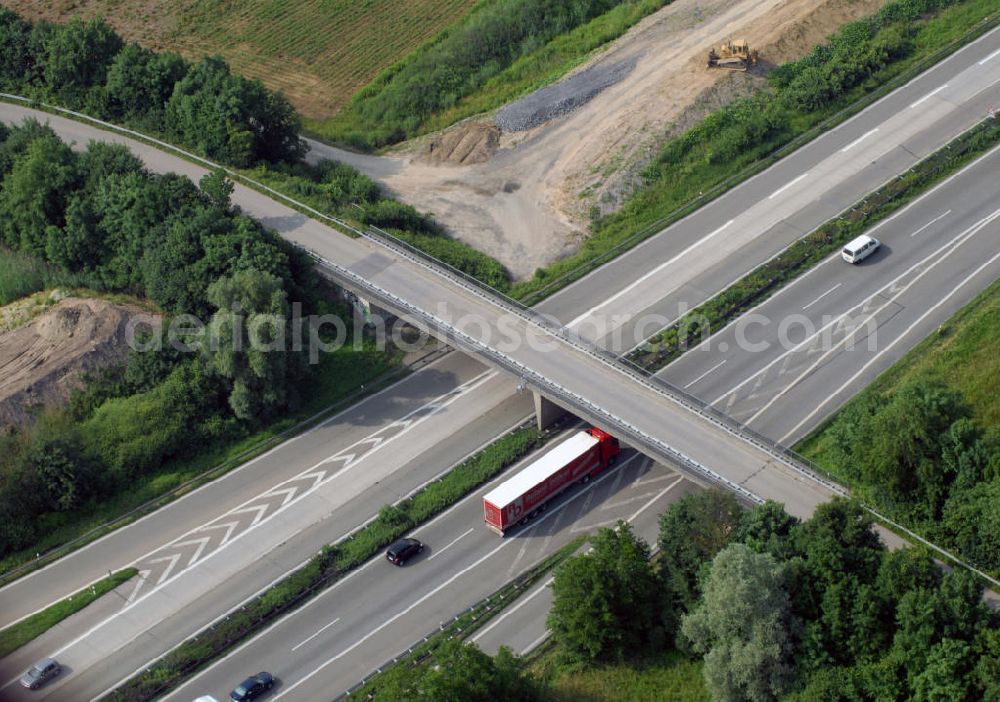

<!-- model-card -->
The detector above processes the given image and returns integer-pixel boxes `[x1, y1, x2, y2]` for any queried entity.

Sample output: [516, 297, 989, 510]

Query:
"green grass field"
[5, 0, 480, 119]
[799, 276, 1000, 462]
[531, 645, 709, 702]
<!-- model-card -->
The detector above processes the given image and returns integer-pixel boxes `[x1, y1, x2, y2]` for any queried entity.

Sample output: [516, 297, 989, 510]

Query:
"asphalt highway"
[0, 22, 998, 702]
[539, 24, 1000, 351]
[473, 141, 1000, 661]
[0, 352, 533, 699]
[164, 444, 698, 702]
[665, 141, 1000, 443]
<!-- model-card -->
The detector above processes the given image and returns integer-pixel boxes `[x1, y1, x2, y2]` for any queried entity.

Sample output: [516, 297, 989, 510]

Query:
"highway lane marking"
[522, 630, 552, 656]
[0, 346, 468, 630]
[802, 283, 842, 310]
[427, 528, 474, 561]
[709, 206, 1000, 410]
[630, 475, 685, 523]
[781, 243, 1000, 442]
[565, 220, 733, 329]
[541, 24, 996, 318]
[634, 473, 679, 487]
[909, 84, 948, 108]
[841, 128, 879, 153]
[742, 206, 1000, 426]
[910, 210, 951, 237]
[979, 48, 1000, 65]
[655, 140, 1000, 364]
[153, 420, 539, 702]
[272, 454, 640, 700]
[292, 618, 341, 652]
[121, 369, 499, 600]
[28, 370, 502, 677]
[683, 359, 727, 389]
[600, 491, 665, 512]
[471, 576, 554, 645]
[768, 173, 809, 199]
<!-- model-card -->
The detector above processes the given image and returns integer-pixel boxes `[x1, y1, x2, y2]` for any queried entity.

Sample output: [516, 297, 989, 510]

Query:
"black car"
[386, 537, 423, 566]
[230, 671, 273, 701]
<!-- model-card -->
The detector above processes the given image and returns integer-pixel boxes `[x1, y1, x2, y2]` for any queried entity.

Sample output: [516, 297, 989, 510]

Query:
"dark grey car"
[20, 658, 61, 689]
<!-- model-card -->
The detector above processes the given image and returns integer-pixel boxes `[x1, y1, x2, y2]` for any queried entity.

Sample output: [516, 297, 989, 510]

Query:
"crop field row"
[5, 0, 481, 118]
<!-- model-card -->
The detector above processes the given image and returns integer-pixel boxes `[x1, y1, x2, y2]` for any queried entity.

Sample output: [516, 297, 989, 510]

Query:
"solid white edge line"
[16, 370, 504, 693]
[780, 244, 1000, 441]
[0, 349, 463, 622]
[272, 454, 642, 700]
[103, 417, 543, 702]
[649, 140, 1000, 363]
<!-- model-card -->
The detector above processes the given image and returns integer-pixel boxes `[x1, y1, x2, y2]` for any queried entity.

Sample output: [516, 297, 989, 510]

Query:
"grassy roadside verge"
[341, 535, 587, 700]
[527, 639, 708, 702]
[797, 277, 1000, 579]
[0, 341, 404, 585]
[102, 424, 551, 702]
[0, 568, 137, 658]
[510, 0, 1000, 304]
[627, 114, 1000, 370]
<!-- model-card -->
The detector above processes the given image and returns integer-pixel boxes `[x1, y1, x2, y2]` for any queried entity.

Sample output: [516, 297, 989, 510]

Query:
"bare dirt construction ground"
[0, 296, 159, 428]
[309, 0, 887, 280]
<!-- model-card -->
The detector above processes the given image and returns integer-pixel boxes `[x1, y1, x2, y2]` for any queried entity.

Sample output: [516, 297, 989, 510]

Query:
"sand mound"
[0, 297, 161, 427]
[423, 122, 501, 165]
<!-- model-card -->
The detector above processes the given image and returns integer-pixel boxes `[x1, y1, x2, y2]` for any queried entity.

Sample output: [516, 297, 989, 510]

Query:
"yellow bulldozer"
[707, 39, 758, 71]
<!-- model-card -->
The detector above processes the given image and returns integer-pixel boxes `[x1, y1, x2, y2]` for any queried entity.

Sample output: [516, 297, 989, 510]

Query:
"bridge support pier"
[533, 392, 568, 431]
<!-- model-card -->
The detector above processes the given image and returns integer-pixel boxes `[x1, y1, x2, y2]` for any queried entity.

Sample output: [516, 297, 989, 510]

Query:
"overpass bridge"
[301, 224, 843, 519]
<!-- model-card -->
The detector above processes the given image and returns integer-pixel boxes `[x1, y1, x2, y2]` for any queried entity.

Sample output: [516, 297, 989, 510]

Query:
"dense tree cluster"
[0, 9, 304, 166]
[337, 0, 624, 147]
[545, 495, 999, 701]
[822, 378, 1000, 575]
[0, 122, 319, 555]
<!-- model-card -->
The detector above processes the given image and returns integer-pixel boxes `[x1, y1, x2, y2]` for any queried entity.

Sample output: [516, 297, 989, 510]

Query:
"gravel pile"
[496, 57, 638, 132]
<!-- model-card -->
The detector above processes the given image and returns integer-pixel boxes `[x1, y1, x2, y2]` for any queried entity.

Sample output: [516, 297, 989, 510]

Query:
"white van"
[842, 234, 880, 264]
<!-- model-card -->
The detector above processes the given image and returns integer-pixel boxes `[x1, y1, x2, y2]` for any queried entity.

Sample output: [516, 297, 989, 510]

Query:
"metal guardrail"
[5, 92, 997, 590]
[336, 536, 578, 699]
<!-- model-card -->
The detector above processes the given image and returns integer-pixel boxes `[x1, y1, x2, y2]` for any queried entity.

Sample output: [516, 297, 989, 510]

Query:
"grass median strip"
[341, 535, 587, 700]
[627, 115, 1000, 372]
[102, 424, 550, 702]
[0, 567, 137, 659]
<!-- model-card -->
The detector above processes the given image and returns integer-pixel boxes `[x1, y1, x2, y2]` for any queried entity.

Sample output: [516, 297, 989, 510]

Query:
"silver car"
[20, 657, 61, 689]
